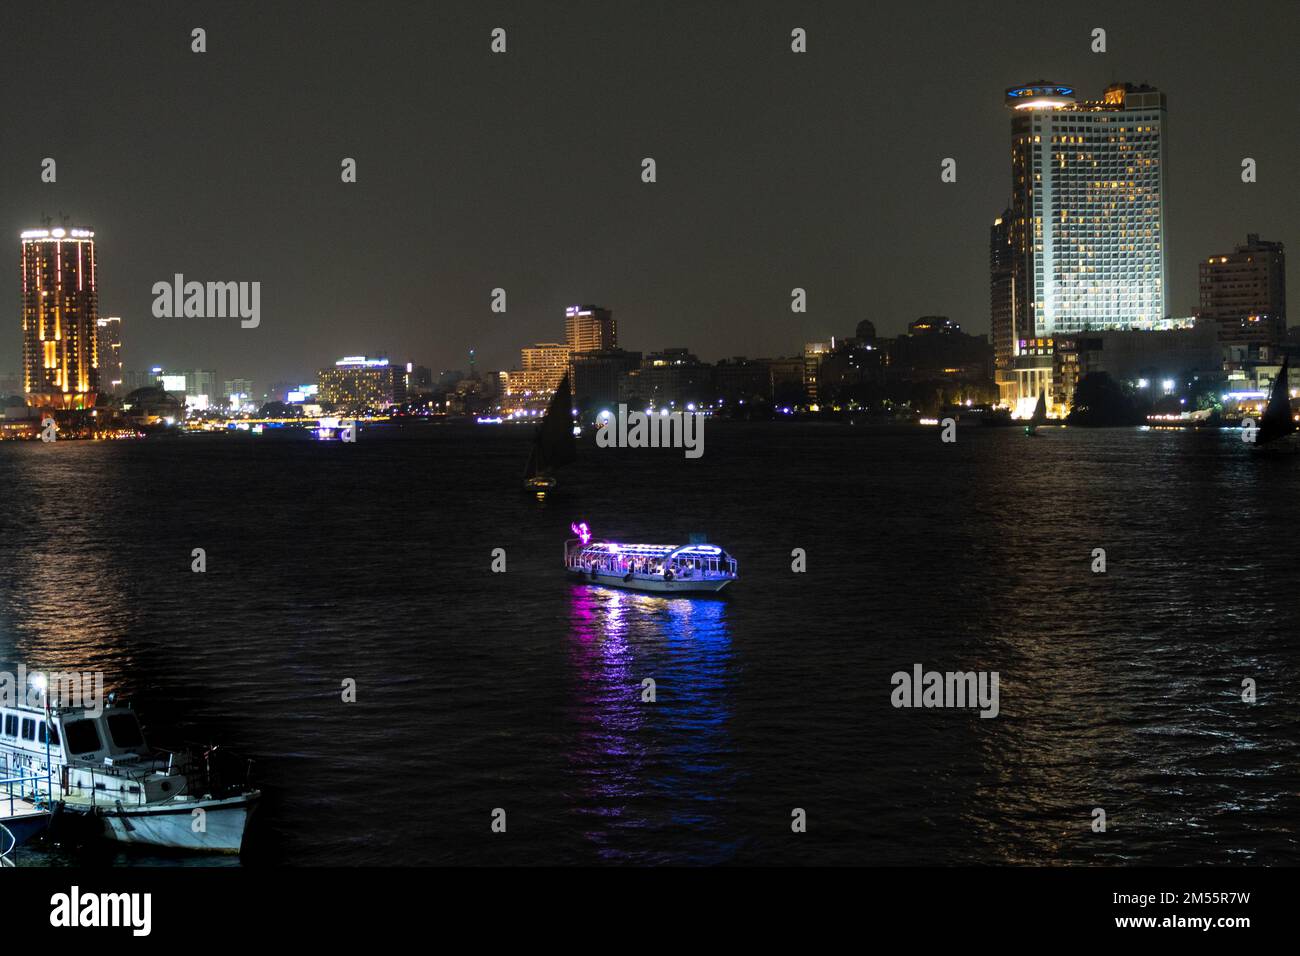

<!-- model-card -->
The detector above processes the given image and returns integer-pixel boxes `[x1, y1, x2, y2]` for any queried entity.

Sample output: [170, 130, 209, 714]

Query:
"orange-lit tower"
[20, 226, 100, 409]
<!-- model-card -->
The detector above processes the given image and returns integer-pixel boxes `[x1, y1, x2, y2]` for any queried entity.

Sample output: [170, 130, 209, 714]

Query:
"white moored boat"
[1, 768, 51, 865]
[0, 693, 259, 854]
[565, 525, 738, 594]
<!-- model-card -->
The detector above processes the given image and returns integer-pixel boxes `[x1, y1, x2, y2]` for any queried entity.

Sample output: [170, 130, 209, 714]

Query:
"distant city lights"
[335, 356, 389, 368]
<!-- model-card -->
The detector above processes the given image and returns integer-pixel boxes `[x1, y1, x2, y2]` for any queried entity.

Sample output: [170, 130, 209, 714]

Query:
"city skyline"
[2, 3, 1297, 388]
[5, 0, 1300, 913]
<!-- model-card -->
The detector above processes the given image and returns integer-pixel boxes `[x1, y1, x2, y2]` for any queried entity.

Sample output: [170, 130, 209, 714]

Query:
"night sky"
[3, 0, 1297, 389]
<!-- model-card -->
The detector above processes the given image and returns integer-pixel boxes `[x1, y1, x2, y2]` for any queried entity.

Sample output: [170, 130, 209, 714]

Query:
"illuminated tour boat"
[565, 523, 738, 593]
[0, 689, 259, 854]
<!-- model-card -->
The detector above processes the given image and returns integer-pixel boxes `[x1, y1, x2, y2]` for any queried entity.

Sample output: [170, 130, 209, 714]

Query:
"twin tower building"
[991, 82, 1169, 415]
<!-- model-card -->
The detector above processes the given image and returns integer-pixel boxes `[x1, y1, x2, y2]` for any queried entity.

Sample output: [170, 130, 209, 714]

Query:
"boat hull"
[1, 810, 50, 847]
[95, 793, 259, 854]
[523, 476, 557, 494]
[569, 570, 732, 593]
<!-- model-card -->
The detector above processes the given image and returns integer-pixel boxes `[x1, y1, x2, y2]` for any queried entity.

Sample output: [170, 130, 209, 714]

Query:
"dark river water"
[1, 423, 1297, 865]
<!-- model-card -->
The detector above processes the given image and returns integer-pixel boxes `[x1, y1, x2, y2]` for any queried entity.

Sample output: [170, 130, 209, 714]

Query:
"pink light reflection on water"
[563, 583, 737, 861]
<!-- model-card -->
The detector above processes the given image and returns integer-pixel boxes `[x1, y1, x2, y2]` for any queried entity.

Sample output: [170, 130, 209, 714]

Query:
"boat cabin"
[0, 702, 150, 767]
[566, 541, 738, 581]
[0, 703, 64, 781]
[0, 702, 186, 807]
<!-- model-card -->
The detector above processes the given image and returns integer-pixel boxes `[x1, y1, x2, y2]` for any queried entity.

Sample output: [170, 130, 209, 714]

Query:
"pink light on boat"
[571, 521, 591, 545]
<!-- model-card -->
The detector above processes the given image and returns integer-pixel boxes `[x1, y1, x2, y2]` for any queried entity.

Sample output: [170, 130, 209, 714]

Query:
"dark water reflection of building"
[0, 445, 139, 688]
[957, 432, 1297, 864]
[565, 585, 738, 863]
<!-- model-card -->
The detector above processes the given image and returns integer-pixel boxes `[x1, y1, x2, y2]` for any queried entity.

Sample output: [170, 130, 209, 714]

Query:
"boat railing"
[170, 742, 256, 797]
[1, 763, 55, 814]
[64, 743, 254, 806]
[571, 556, 736, 580]
[64, 759, 158, 808]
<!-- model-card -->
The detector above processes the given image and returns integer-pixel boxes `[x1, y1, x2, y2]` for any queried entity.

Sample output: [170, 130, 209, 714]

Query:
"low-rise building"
[620, 349, 713, 408]
[714, 357, 774, 405]
[571, 349, 641, 415]
[1053, 320, 1221, 412]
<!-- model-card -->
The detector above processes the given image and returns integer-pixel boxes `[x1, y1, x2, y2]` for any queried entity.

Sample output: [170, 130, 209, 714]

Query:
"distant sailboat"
[1256, 357, 1296, 446]
[523, 374, 576, 495]
[1026, 389, 1047, 435]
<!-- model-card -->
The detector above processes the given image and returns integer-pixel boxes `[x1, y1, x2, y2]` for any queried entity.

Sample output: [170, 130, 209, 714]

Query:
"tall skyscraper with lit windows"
[989, 210, 1015, 378]
[996, 82, 1168, 411]
[96, 315, 123, 395]
[565, 305, 616, 353]
[1198, 234, 1286, 352]
[21, 226, 101, 409]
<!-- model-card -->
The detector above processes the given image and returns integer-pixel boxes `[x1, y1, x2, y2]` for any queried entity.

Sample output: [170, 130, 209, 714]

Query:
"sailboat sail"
[1257, 357, 1295, 445]
[1031, 390, 1047, 425]
[526, 374, 576, 478]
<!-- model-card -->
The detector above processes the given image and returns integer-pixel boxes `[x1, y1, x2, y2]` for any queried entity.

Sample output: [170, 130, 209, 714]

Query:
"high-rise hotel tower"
[993, 82, 1168, 412]
[565, 305, 616, 353]
[21, 226, 100, 408]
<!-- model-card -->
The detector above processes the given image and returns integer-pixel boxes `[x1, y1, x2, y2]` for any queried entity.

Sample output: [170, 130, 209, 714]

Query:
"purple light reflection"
[564, 583, 736, 862]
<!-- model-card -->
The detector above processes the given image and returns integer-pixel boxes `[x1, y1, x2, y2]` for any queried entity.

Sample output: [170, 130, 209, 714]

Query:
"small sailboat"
[1255, 357, 1296, 446]
[1025, 389, 1047, 435]
[523, 374, 577, 496]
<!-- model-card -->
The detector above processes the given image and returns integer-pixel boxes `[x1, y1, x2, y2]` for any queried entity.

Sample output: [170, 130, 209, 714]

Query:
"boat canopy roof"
[576, 541, 726, 559]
